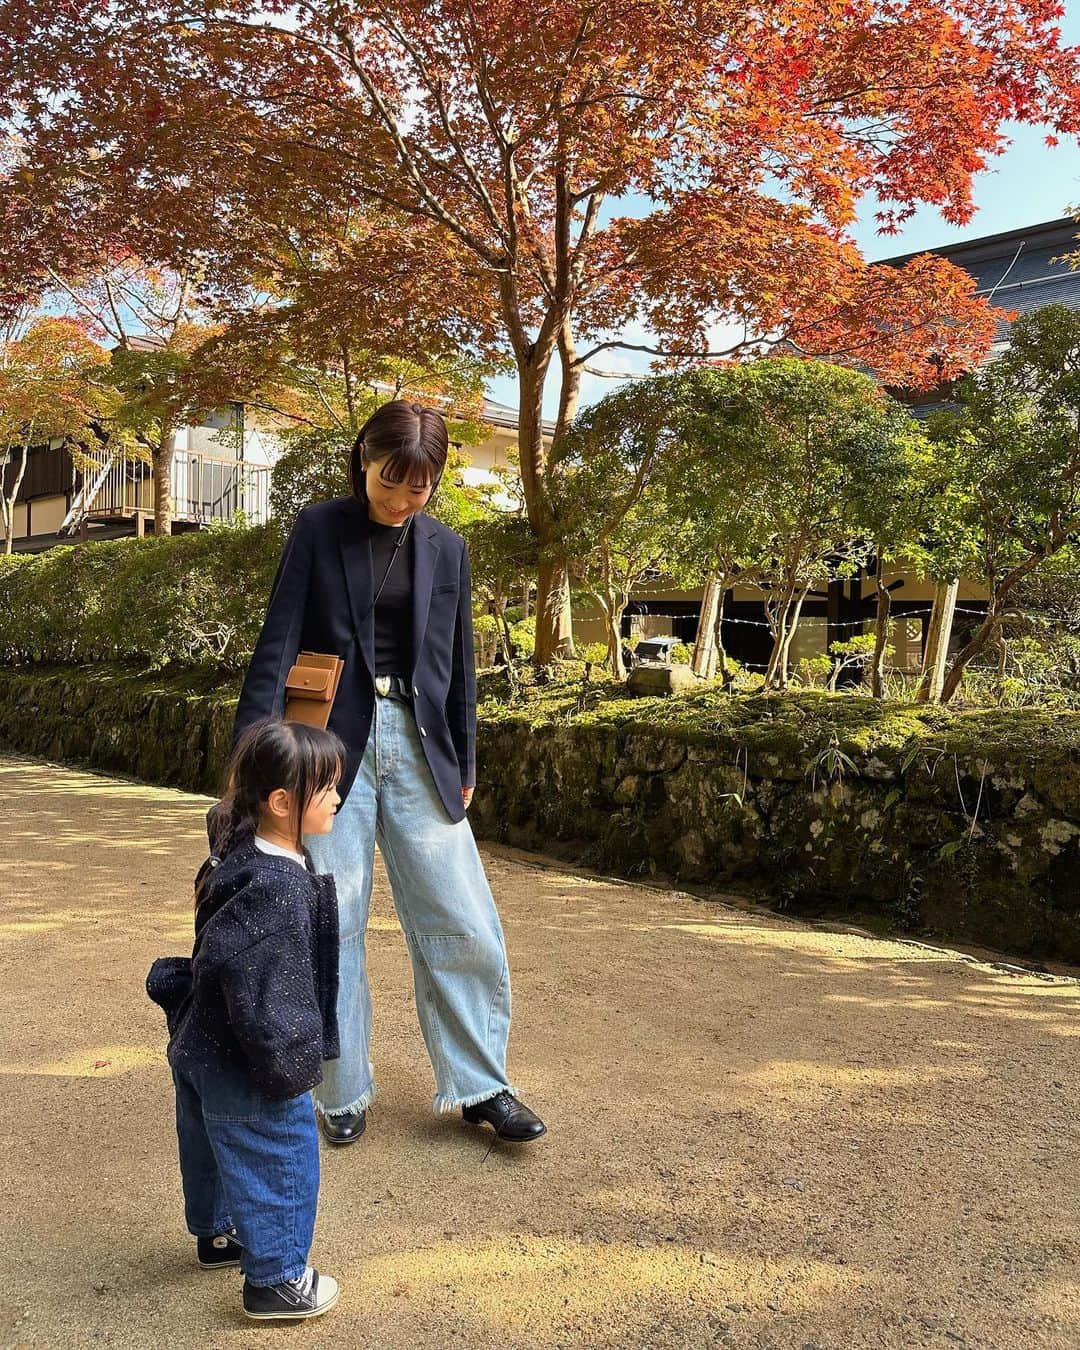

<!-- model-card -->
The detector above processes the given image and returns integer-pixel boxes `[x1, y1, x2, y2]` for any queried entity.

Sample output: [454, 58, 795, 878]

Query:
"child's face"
[301, 781, 340, 836]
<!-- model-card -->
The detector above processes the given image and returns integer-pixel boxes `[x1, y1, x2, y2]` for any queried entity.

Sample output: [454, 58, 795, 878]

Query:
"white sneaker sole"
[198, 1257, 241, 1270]
[243, 1288, 339, 1320]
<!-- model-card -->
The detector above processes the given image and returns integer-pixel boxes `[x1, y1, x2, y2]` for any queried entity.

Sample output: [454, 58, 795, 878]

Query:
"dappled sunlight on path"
[2, 753, 1077, 1349]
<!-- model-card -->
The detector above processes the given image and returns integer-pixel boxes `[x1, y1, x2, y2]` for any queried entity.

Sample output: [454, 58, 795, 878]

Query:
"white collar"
[253, 835, 307, 867]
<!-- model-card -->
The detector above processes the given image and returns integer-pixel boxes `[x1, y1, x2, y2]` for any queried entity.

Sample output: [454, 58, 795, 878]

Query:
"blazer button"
[419, 726, 428, 737]
[413, 685, 420, 697]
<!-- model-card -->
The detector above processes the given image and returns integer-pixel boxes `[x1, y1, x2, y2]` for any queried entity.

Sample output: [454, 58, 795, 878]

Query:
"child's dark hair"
[199, 720, 346, 903]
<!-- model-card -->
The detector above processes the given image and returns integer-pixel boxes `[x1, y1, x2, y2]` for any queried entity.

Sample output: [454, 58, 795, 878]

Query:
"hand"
[462, 785, 475, 810]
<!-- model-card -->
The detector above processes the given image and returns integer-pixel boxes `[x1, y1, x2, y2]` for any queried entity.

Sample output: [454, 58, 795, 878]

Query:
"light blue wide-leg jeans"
[305, 692, 514, 1117]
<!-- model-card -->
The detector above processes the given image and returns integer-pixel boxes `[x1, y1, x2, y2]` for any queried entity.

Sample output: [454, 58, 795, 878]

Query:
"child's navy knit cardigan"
[146, 828, 340, 1100]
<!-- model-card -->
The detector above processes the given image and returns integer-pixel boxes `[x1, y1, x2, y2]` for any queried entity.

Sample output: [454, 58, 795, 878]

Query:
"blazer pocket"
[431, 583, 459, 595]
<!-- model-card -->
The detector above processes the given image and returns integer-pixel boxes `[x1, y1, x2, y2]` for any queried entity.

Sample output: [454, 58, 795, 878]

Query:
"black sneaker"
[197, 1229, 243, 1270]
[242, 1268, 339, 1321]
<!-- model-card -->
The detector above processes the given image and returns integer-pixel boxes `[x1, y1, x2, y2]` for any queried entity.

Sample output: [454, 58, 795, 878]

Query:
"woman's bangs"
[380, 443, 436, 490]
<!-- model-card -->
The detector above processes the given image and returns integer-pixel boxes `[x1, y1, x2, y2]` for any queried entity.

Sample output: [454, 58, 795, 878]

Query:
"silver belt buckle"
[375, 675, 392, 697]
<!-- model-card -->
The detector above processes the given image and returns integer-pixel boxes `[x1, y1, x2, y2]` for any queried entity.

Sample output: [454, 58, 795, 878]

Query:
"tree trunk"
[153, 426, 176, 537]
[763, 592, 791, 688]
[776, 585, 811, 689]
[764, 583, 806, 689]
[2, 443, 30, 555]
[870, 567, 892, 699]
[495, 599, 518, 692]
[693, 570, 724, 678]
[521, 579, 531, 620]
[938, 549, 1056, 704]
[605, 601, 626, 680]
[915, 579, 959, 704]
[515, 356, 573, 664]
[939, 608, 997, 703]
[534, 556, 574, 663]
[713, 586, 735, 686]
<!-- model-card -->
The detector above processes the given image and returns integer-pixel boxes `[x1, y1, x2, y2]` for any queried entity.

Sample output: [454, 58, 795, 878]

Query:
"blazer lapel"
[338, 497, 375, 676]
[411, 514, 442, 680]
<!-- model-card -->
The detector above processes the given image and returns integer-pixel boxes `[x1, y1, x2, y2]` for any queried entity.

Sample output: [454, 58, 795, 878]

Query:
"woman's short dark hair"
[349, 399, 449, 502]
[208, 719, 347, 872]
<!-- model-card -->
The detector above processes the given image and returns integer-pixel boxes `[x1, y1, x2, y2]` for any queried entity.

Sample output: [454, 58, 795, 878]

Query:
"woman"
[233, 400, 545, 1147]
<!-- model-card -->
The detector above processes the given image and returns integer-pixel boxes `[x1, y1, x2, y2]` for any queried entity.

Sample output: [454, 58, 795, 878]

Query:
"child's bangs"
[309, 738, 346, 796]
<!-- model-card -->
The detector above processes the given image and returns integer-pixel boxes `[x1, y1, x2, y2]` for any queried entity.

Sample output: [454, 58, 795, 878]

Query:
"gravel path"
[2, 754, 1078, 1350]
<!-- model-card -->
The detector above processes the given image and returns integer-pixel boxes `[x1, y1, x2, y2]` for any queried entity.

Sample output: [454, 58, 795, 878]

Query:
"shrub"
[0, 523, 284, 670]
[508, 614, 536, 658]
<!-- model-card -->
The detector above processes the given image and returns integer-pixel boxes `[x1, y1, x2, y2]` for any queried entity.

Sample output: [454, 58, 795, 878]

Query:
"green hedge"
[0, 524, 282, 671]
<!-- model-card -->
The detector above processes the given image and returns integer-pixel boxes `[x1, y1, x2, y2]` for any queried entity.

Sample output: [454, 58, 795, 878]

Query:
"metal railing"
[79, 452, 153, 518]
[73, 450, 269, 527]
[171, 451, 270, 525]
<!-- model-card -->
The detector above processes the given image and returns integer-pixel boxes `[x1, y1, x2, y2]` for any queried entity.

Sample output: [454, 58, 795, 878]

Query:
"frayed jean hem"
[314, 1081, 376, 1118]
[433, 1083, 516, 1115]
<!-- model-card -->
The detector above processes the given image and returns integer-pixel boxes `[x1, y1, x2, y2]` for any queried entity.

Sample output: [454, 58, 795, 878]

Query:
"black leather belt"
[374, 674, 412, 703]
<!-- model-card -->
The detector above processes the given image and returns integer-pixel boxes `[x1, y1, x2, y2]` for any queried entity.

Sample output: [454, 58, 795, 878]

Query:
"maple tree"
[0, 316, 115, 553]
[28, 255, 248, 536]
[2, 1, 1078, 658]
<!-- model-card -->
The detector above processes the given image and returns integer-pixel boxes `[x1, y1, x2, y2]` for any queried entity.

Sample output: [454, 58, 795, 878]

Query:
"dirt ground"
[2, 753, 1079, 1350]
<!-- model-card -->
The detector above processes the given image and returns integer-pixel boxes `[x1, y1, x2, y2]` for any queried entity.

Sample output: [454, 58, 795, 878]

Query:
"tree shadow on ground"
[2, 756, 1077, 1349]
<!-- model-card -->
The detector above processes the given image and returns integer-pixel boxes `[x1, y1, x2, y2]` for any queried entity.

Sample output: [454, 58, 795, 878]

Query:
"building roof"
[877, 215, 1080, 342]
[479, 395, 557, 437]
[109, 334, 169, 353]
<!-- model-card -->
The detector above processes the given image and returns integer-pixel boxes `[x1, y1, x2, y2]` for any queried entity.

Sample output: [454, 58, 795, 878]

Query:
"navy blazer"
[234, 496, 477, 823]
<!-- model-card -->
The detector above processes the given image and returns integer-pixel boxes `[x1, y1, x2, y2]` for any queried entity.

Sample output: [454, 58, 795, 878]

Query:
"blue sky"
[487, 11, 1080, 419]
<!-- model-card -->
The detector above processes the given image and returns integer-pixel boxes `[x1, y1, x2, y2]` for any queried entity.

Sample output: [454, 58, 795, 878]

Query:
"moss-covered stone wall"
[2, 664, 1078, 962]
[0, 664, 237, 796]
[471, 695, 1080, 961]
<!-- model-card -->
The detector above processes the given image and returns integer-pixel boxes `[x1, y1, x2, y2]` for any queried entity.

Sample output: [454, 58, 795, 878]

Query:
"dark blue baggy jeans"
[172, 1064, 319, 1287]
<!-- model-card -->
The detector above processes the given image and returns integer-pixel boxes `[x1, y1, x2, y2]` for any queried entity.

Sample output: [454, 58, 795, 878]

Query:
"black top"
[369, 515, 414, 676]
[145, 831, 341, 1100]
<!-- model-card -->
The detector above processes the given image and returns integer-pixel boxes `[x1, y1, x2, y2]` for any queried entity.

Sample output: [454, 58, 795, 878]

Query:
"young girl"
[147, 718, 346, 1322]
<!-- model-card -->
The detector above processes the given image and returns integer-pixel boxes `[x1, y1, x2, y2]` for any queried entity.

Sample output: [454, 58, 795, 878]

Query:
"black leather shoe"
[462, 1091, 546, 1142]
[319, 1108, 366, 1145]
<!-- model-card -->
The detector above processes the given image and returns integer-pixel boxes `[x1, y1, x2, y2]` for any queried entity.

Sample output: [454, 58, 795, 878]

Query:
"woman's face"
[363, 456, 434, 526]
